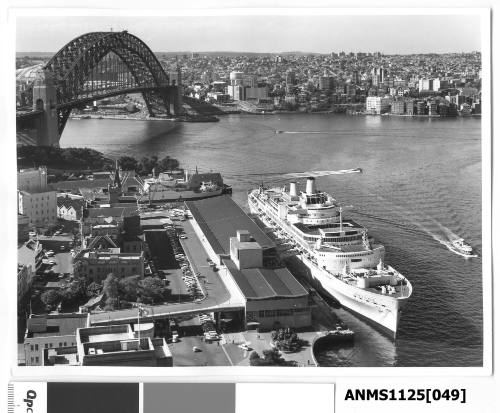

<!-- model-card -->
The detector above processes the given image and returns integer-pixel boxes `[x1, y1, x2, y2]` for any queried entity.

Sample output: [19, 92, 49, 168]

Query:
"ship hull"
[141, 188, 223, 203]
[296, 254, 408, 337]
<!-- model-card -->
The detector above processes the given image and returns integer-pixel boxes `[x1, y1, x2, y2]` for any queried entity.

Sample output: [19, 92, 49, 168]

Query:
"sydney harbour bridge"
[16, 31, 211, 147]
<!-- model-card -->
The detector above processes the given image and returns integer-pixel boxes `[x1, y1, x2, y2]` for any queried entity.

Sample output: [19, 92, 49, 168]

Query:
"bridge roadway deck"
[90, 218, 245, 326]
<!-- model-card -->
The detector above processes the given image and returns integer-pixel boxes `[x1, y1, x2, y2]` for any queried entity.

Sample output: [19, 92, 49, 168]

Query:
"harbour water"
[61, 113, 483, 367]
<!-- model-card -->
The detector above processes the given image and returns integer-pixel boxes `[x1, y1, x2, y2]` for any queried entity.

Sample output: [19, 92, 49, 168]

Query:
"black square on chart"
[47, 382, 139, 413]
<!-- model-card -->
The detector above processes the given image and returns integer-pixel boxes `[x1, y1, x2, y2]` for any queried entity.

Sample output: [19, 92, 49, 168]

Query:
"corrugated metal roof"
[186, 196, 275, 255]
[223, 259, 307, 300]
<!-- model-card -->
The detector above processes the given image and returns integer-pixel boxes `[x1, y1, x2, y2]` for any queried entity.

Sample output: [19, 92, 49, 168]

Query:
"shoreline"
[70, 111, 481, 122]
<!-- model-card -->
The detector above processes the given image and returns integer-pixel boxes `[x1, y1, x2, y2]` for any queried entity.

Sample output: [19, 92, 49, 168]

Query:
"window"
[49, 343, 53, 348]
[30, 345, 34, 352]
[35, 344, 39, 351]
[258, 310, 265, 317]
[45, 344, 48, 349]
[264, 310, 276, 317]
[59, 342, 62, 347]
[277, 309, 292, 316]
[64, 342, 67, 347]
[30, 357, 34, 364]
[35, 356, 39, 364]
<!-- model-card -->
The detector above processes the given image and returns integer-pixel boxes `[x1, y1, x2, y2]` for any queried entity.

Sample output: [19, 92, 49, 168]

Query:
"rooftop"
[84, 206, 139, 219]
[186, 196, 275, 255]
[223, 258, 308, 300]
[26, 313, 88, 338]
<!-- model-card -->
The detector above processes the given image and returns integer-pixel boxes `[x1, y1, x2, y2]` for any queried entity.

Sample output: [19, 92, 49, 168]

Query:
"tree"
[138, 156, 159, 175]
[118, 156, 138, 172]
[138, 276, 170, 304]
[158, 156, 180, 172]
[248, 349, 296, 367]
[249, 351, 263, 366]
[86, 281, 102, 298]
[118, 275, 140, 302]
[262, 348, 296, 366]
[40, 290, 61, 310]
[102, 273, 119, 310]
[60, 278, 87, 305]
[104, 297, 119, 311]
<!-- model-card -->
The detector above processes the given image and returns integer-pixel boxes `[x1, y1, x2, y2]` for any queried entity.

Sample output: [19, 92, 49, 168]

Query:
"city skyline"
[16, 14, 481, 54]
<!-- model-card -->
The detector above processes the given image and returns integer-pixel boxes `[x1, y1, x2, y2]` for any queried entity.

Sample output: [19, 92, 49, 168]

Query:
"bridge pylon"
[32, 70, 60, 147]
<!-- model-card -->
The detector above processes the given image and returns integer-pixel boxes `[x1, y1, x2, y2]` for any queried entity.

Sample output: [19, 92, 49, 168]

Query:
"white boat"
[248, 177, 412, 338]
[446, 238, 478, 258]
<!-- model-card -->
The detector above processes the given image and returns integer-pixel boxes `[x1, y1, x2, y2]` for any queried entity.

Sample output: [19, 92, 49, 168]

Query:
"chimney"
[305, 177, 316, 195]
[289, 182, 297, 197]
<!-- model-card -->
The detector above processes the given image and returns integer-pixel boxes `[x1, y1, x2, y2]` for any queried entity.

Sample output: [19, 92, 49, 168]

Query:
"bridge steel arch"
[25, 31, 180, 146]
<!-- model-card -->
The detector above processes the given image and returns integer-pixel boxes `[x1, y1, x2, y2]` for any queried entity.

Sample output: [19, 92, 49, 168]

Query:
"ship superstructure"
[138, 169, 225, 203]
[248, 177, 412, 337]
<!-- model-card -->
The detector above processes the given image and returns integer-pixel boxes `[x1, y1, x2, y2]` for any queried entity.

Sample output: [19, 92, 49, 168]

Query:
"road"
[169, 336, 231, 367]
[90, 219, 243, 325]
[52, 252, 73, 275]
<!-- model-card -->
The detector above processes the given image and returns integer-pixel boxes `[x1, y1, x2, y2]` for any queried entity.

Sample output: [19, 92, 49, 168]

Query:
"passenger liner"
[248, 177, 412, 337]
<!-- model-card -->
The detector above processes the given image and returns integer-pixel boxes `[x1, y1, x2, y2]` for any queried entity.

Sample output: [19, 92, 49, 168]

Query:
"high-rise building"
[371, 67, 386, 87]
[351, 70, 360, 84]
[18, 166, 48, 193]
[17, 167, 57, 227]
[319, 76, 334, 91]
[365, 96, 392, 114]
[391, 100, 405, 115]
[418, 78, 434, 92]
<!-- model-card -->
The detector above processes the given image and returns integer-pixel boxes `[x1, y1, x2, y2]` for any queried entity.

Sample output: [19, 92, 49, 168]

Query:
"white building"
[23, 314, 89, 366]
[18, 167, 57, 226]
[18, 239, 44, 302]
[57, 195, 85, 221]
[418, 78, 433, 92]
[18, 190, 57, 226]
[365, 96, 393, 114]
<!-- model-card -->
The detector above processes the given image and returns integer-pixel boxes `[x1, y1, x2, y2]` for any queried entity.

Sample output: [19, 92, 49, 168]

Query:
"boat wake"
[283, 169, 362, 178]
[275, 130, 333, 134]
[227, 169, 362, 180]
[352, 192, 467, 254]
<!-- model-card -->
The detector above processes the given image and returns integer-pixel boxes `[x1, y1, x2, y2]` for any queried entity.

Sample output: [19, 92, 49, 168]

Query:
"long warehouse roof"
[186, 195, 275, 255]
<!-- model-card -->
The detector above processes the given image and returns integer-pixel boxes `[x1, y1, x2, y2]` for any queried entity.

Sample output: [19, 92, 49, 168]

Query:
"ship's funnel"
[305, 177, 316, 195]
[289, 182, 297, 197]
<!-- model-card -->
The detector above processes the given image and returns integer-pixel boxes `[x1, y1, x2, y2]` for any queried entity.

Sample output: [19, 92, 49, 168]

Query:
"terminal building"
[186, 196, 311, 330]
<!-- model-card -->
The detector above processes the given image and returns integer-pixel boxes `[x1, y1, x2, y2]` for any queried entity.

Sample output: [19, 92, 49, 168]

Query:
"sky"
[16, 14, 482, 54]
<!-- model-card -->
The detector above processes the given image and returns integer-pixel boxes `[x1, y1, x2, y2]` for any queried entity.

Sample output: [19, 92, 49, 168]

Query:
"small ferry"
[446, 238, 478, 258]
